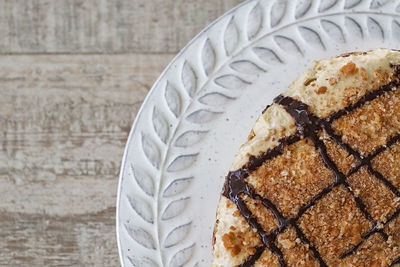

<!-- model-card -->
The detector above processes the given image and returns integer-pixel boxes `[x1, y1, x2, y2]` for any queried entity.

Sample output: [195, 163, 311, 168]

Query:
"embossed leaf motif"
[167, 154, 198, 172]
[224, 17, 239, 56]
[295, 0, 312, 19]
[186, 109, 221, 124]
[321, 19, 345, 43]
[175, 131, 208, 147]
[298, 26, 325, 50]
[344, 0, 362, 9]
[165, 82, 181, 117]
[345, 17, 363, 39]
[164, 222, 192, 248]
[392, 20, 400, 41]
[247, 4, 262, 40]
[169, 244, 195, 267]
[182, 61, 198, 98]
[274, 35, 302, 55]
[214, 74, 251, 89]
[152, 107, 169, 143]
[202, 39, 216, 76]
[127, 195, 154, 223]
[270, 0, 286, 27]
[163, 177, 193, 197]
[141, 134, 160, 169]
[128, 256, 159, 267]
[230, 60, 265, 75]
[252, 47, 283, 64]
[370, 0, 390, 9]
[367, 17, 384, 40]
[131, 164, 154, 197]
[199, 92, 235, 107]
[125, 224, 156, 250]
[318, 0, 338, 12]
[162, 197, 190, 220]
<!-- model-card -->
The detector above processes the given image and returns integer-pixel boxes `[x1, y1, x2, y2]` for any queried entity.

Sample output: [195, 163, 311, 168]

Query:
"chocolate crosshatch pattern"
[222, 68, 400, 266]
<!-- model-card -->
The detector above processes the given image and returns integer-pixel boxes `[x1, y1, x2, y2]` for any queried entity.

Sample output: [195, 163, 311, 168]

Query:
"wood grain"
[0, 0, 242, 54]
[0, 54, 174, 266]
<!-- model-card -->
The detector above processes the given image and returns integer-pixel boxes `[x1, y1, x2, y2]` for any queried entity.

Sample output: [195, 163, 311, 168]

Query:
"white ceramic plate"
[116, 0, 400, 266]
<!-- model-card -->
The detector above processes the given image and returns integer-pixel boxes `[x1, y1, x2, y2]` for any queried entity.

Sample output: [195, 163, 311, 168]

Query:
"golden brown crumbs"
[254, 248, 280, 266]
[242, 194, 279, 235]
[319, 130, 357, 175]
[298, 186, 372, 266]
[247, 138, 335, 217]
[329, 78, 337, 85]
[304, 77, 317, 86]
[276, 226, 319, 266]
[332, 89, 400, 156]
[347, 167, 399, 222]
[342, 234, 397, 266]
[316, 86, 328, 95]
[372, 141, 400, 190]
[340, 62, 359, 77]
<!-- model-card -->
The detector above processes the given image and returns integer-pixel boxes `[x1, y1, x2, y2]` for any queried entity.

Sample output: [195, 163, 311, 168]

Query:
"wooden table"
[0, 1, 242, 266]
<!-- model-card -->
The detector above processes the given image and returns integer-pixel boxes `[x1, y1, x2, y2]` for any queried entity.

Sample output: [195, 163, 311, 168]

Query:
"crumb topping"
[213, 49, 400, 267]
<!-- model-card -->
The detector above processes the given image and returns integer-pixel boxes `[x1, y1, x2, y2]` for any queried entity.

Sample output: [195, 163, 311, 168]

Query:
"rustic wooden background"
[0, 0, 243, 266]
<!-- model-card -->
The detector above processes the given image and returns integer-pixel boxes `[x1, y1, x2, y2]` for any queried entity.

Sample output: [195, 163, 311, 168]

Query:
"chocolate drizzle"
[222, 67, 400, 266]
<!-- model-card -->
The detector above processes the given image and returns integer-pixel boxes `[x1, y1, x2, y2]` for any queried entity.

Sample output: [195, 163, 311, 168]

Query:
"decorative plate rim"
[116, 0, 253, 264]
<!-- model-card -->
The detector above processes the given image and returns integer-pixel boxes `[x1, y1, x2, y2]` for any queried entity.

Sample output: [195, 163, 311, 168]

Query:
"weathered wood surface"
[0, 54, 174, 266]
[0, 0, 243, 266]
[0, 0, 242, 54]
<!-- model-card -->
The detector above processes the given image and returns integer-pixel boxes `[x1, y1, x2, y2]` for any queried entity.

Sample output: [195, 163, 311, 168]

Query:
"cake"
[212, 49, 400, 266]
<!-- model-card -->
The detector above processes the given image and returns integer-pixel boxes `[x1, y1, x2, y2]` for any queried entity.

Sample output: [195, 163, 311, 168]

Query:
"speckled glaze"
[116, 0, 400, 266]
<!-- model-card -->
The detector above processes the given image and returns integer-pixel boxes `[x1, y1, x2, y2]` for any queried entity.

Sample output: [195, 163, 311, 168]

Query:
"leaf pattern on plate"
[132, 164, 154, 197]
[230, 60, 265, 74]
[344, 0, 362, 9]
[163, 177, 194, 197]
[125, 225, 156, 250]
[318, 0, 338, 12]
[167, 154, 199, 172]
[298, 26, 325, 50]
[128, 257, 159, 267]
[169, 244, 195, 267]
[127, 195, 154, 224]
[392, 20, 400, 41]
[370, 0, 390, 9]
[224, 17, 239, 56]
[165, 82, 181, 118]
[367, 16, 384, 40]
[199, 92, 235, 107]
[270, 0, 286, 27]
[152, 107, 169, 144]
[345, 16, 364, 39]
[141, 134, 160, 169]
[182, 61, 198, 98]
[162, 197, 190, 220]
[321, 19, 345, 43]
[252, 47, 283, 64]
[274, 35, 303, 55]
[174, 131, 208, 147]
[247, 3, 262, 40]
[214, 74, 251, 89]
[202, 39, 216, 76]
[163, 222, 192, 248]
[295, 0, 312, 19]
[186, 109, 221, 124]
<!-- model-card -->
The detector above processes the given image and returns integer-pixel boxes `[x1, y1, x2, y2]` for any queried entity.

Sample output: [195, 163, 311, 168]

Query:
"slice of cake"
[212, 49, 400, 266]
